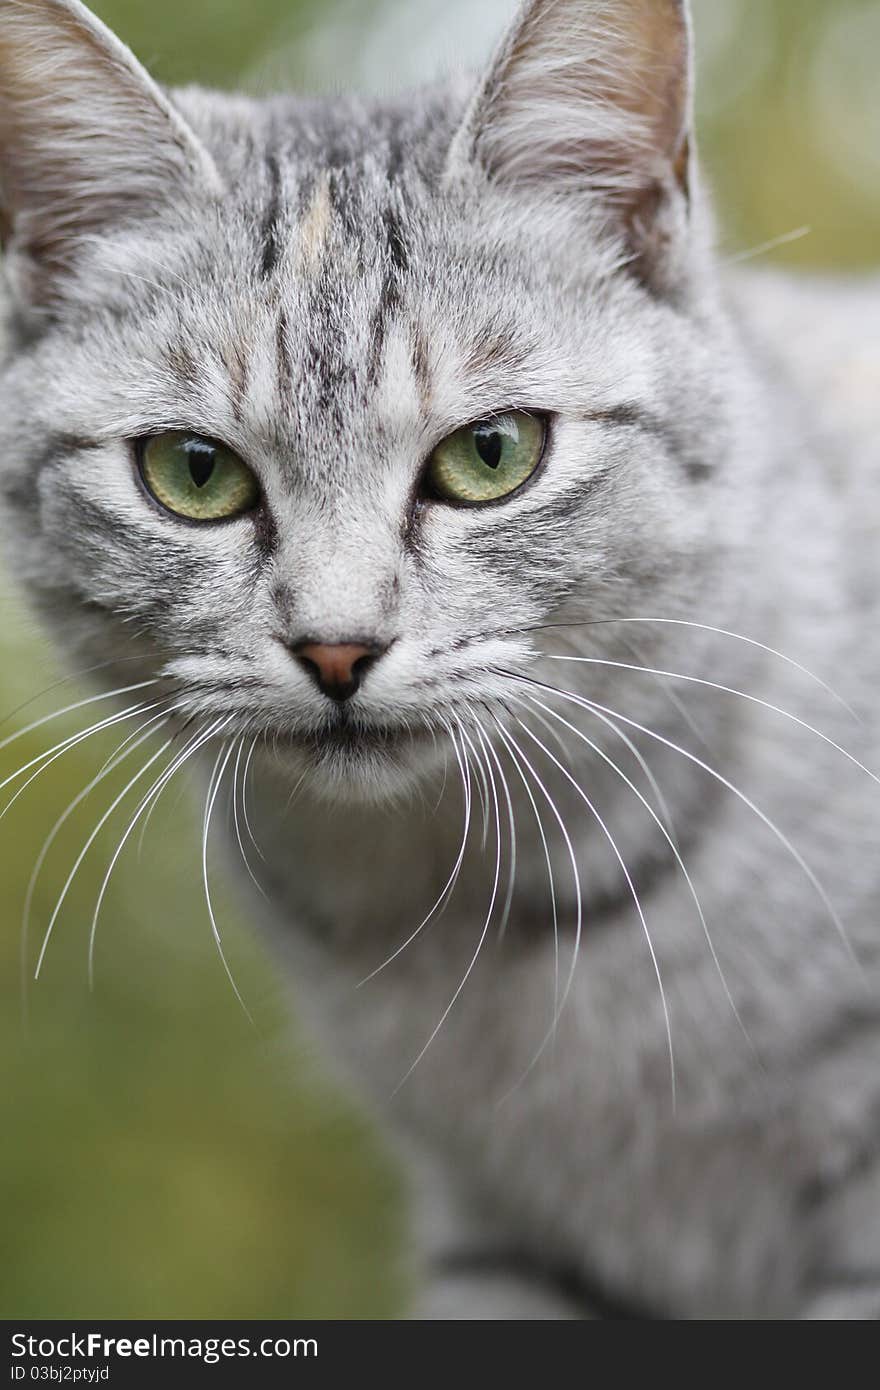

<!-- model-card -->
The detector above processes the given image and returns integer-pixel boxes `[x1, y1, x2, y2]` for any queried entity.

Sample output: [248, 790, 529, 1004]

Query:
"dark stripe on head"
[253, 501, 279, 561]
[580, 406, 712, 480]
[463, 320, 534, 380]
[530, 479, 610, 527]
[259, 153, 284, 280]
[276, 308, 293, 403]
[3, 435, 105, 513]
[384, 206, 408, 275]
[411, 326, 432, 415]
[165, 345, 200, 389]
[580, 405, 664, 433]
[47, 434, 104, 460]
[224, 340, 251, 424]
[58, 490, 138, 552]
[366, 206, 410, 385]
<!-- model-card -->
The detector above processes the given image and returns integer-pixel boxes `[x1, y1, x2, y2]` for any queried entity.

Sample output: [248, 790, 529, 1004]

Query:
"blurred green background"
[2, 0, 878, 1321]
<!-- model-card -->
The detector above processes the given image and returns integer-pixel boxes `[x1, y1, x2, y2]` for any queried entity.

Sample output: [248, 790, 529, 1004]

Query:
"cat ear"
[0, 0, 223, 306]
[448, 0, 694, 293]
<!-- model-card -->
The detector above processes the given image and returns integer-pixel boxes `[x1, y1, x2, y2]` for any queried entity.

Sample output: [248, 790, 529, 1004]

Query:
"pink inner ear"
[0, 0, 221, 303]
[444, 0, 694, 296]
[456, 0, 692, 202]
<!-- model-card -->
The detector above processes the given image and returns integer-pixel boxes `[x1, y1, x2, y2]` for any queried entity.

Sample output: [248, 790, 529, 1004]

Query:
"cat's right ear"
[447, 0, 695, 296]
[0, 0, 222, 308]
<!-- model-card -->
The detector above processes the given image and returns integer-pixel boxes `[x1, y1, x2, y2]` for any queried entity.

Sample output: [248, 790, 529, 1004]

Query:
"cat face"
[0, 0, 738, 801]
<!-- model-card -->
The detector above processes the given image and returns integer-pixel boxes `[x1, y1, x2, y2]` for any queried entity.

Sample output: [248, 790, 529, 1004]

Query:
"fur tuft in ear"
[0, 0, 222, 306]
[448, 0, 694, 293]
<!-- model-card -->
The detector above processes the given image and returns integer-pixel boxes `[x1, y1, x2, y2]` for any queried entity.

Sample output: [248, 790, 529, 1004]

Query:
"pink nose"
[292, 641, 384, 702]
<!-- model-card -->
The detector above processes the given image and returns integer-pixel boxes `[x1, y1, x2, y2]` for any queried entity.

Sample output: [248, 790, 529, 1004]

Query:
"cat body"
[1, 0, 879, 1318]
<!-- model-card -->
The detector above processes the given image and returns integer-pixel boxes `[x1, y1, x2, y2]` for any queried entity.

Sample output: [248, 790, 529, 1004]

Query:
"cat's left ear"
[447, 0, 695, 295]
[0, 0, 223, 307]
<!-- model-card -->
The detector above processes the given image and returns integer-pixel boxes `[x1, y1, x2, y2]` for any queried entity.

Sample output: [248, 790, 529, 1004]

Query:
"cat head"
[0, 0, 744, 802]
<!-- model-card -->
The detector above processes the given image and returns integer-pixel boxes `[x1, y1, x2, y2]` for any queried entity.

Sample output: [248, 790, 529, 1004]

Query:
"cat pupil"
[475, 427, 502, 470]
[187, 448, 216, 490]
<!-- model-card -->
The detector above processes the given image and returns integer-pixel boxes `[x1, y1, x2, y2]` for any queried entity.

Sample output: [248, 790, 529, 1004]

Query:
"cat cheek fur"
[1, 0, 880, 1319]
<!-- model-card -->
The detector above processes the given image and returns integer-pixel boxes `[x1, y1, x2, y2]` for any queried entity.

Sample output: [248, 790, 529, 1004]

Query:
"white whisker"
[431, 733, 451, 815]
[231, 736, 268, 901]
[490, 716, 584, 1098]
[526, 696, 678, 849]
[0, 679, 160, 762]
[94, 702, 175, 781]
[1, 698, 166, 817]
[0, 655, 154, 739]
[0, 696, 164, 806]
[474, 719, 517, 941]
[134, 720, 208, 860]
[393, 715, 501, 1095]
[283, 769, 309, 814]
[241, 735, 266, 862]
[34, 730, 174, 981]
[19, 705, 174, 1028]
[492, 717, 560, 1052]
[202, 737, 255, 1024]
[359, 720, 472, 986]
[617, 632, 708, 752]
[521, 690, 756, 1054]
[514, 713, 677, 1111]
[87, 720, 224, 985]
[461, 719, 491, 850]
[724, 225, 811, 266]
[507, 670, 859, 971]
[544, 654, 879, 790]
[538, 616, 858, 722]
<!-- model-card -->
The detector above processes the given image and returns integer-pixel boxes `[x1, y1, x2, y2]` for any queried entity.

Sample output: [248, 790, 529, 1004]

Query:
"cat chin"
[271, 725, 441, 807]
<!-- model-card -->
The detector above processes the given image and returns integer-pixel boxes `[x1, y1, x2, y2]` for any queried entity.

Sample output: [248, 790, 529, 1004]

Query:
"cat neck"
[240, 675, 747, 967]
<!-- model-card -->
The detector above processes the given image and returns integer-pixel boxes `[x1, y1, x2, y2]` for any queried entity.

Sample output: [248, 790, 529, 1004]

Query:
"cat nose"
[291, 640, 387, 702]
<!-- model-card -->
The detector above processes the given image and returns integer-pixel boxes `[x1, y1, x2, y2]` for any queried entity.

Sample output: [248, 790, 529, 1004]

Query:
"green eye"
[426, 412, 545, 505]
[138, 432, 260, 522]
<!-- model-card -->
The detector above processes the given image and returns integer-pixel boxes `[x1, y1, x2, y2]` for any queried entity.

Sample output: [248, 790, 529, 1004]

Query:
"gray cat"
[1, 0, 879, 1319]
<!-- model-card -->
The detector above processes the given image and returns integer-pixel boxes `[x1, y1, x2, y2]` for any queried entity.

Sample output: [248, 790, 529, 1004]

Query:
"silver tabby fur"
[1, 0, 879, 1318]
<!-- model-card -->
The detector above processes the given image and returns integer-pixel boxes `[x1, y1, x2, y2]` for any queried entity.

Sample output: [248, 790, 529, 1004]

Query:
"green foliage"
[694, 0, 880, 269]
